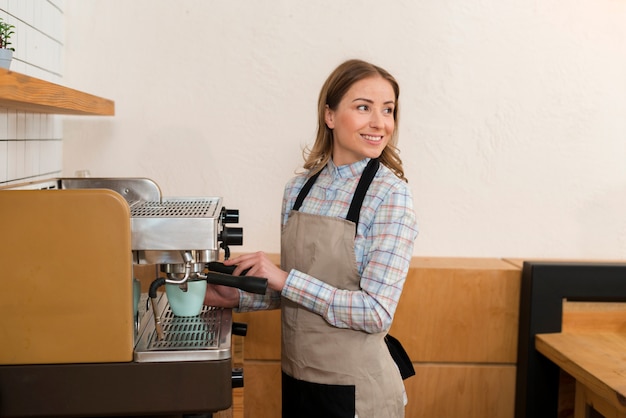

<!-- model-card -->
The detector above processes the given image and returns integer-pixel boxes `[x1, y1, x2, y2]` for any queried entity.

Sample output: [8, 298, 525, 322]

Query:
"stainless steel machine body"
[130, 197, 223, 265]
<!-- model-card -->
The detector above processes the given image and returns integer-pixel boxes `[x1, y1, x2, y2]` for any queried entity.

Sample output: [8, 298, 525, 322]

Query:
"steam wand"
[148, 277, 166, 341]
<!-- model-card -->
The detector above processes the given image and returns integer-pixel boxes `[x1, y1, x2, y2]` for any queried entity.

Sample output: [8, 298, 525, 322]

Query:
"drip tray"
[134, 292, 232, 362]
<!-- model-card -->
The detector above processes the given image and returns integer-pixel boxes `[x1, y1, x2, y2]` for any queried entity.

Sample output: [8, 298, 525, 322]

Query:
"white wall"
[0, 0, 64, 186]
[62, 0, 626, 260]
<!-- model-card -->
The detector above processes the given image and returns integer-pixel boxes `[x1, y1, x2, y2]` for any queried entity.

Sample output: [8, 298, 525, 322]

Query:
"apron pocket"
[282, 371, 355, 418]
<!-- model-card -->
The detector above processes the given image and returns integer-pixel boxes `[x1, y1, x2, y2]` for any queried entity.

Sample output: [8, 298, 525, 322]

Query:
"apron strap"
[293, 158, 380, 230]
[345, 158, 379, 225]
[293, 170, 322, 212]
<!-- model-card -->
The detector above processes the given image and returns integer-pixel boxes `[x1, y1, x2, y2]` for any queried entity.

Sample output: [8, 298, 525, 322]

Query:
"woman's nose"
[369, 111, 383, 127]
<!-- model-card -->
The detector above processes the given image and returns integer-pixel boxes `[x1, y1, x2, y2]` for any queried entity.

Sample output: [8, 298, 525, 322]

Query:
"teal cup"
[165, 280, 207, 317]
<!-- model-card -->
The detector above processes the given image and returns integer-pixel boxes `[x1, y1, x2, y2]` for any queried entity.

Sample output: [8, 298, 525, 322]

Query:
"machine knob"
[232, 322, 248, 337]
[232, 367, 244, 388]
[220, 207, 239, 224]
[220, 226, 243, 246]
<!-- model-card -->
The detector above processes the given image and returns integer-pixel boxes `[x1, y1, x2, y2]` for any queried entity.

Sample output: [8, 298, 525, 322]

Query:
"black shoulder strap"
[293, 169, 322, 211]
[292, 158, 380, 229]
[346, 158, 379, 225]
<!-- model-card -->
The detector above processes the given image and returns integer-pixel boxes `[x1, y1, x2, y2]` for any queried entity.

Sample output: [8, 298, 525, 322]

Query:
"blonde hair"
[303, 59, 407, 182]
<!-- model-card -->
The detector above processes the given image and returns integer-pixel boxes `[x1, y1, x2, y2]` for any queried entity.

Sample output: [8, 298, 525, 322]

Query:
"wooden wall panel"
[390, 257, 521, 363]
[242, 362, 282, 418]
[405, 364, 516, 418]
[233, 310, 281, 360]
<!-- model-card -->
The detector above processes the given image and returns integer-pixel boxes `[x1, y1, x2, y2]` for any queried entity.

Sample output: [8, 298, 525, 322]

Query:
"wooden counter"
[536, 333, 626, 418]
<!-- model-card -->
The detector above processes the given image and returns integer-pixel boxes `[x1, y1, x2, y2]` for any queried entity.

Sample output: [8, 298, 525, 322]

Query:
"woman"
[205, 59, 418, 417]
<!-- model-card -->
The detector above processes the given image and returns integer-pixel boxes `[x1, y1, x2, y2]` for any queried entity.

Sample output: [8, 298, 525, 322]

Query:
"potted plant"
[0, 17, 15, 69]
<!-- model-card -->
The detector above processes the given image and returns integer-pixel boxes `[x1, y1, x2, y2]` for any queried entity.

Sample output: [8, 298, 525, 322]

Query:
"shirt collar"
[327, 158, 370, 179]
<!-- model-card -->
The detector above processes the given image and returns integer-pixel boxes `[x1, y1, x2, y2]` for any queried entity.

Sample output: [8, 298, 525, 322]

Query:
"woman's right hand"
[223, 251, 288, 292]
[204, 284, 240, 308]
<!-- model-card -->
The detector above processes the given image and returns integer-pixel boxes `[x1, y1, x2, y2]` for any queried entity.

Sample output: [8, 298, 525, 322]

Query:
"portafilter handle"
[203, 263, 268, 295]
[207, 261, 249, 276]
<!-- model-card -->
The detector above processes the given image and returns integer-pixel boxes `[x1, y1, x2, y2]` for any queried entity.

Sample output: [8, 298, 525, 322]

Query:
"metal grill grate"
[130, 198, 220, 218]
[146, 306, 221, 350]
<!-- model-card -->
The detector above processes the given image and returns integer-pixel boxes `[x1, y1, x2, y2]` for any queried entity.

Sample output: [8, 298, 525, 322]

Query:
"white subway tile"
[0, 140, 7, 183]
[42, 114, 53, 138]
[16, 112, 26, 140]
[24, 139, 34, 177]
[25, 113, 35, 139]
[23, 0, 35, 26]
[16, 140, 24, 179]
[5, 141, 13, 180]
[7, 0, 26, 21]
[52, 115, 62, 139]
[0, 110, 8, 140]
[7, 140, 16, 180]
[6, 110, 16, 139]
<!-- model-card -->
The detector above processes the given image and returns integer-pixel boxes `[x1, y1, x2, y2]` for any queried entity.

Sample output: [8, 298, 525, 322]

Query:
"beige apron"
[280, 159, 405, 417]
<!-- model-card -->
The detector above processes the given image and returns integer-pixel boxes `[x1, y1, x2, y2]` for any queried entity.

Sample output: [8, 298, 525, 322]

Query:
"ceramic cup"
[165, 280, 207, 317]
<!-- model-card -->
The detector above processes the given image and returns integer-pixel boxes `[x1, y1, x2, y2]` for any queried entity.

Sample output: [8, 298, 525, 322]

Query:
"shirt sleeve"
[237, 289, 282, 312]
[281, 181, 418, 333]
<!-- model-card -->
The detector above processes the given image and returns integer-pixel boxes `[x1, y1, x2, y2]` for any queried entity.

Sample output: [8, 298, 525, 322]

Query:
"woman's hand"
[204, 284, 240, 308]
[224, 251, 288, 292]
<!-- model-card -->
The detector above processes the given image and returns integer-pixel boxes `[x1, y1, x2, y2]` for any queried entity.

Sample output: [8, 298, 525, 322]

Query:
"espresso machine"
[124, 182, 267, 362]
[0, 177, 265, 417]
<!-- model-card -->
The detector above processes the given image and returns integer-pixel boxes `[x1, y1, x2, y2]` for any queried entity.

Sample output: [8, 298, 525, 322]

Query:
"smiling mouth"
[361, 134, 383, 142]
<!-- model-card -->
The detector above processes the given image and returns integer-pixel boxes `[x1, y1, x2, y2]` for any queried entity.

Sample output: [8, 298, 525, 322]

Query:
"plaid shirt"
[238, 158, 418, 333]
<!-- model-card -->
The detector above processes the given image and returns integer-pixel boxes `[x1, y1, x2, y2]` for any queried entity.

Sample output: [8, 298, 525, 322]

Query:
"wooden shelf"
[0, 68, 114, 115]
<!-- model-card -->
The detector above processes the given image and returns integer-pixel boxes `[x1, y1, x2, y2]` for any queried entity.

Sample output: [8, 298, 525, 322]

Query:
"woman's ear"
[324, 105, 335, 129]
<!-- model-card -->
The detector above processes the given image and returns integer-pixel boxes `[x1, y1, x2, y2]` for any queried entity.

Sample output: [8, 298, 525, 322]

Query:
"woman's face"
[325, 75, 396, 166]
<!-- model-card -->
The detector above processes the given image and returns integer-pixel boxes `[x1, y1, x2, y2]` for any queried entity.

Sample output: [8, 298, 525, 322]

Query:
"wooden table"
[535, 333, 626, 418]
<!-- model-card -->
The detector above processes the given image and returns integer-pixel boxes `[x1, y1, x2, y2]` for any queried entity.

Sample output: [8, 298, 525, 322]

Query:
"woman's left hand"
[223, 251, 288, 292]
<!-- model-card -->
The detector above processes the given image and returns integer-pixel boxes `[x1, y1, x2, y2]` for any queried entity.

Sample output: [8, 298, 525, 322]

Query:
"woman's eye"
[383, 107, 394, 115]
[357, 104, 369, 111]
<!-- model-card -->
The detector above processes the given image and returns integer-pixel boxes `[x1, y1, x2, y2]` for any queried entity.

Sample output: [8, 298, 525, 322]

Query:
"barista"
[204, 59, 418, 418]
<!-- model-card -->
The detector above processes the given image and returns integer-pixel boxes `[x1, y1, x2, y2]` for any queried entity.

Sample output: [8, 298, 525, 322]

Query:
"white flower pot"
[0, 48, 13, 69]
